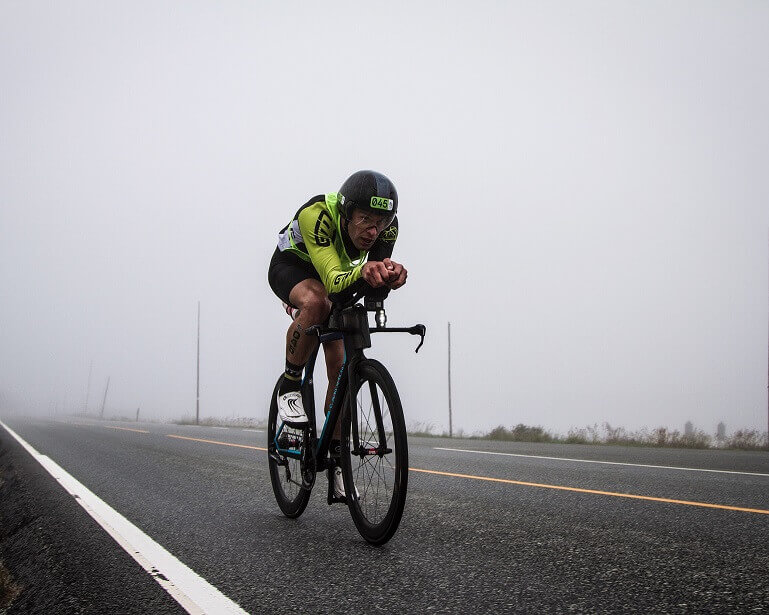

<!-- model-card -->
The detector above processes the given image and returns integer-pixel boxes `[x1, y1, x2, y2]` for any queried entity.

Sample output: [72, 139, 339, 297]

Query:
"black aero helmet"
[338, 170, 398, 222]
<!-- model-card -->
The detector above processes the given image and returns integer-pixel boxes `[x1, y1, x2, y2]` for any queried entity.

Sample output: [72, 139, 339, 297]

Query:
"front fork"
[346, 355, 363, 458]
[347, 364, 392, 459]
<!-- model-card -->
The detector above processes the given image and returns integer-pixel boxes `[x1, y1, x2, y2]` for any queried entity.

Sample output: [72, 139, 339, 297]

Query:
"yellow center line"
[161, 434, 768, 516]
[167, 434, 267, 451]
[411, 468, 769, 515]
[104, 426, 150, 434]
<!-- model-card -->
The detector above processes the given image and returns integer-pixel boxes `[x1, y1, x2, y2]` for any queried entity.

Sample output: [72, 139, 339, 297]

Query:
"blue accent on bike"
[318, 409, 332, 444]
[274, 421, 285, 450]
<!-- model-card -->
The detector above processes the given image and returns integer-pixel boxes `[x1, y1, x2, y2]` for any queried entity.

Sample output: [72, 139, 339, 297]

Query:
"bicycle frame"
[273, 301, 425, 481]
[273, 305, 368, 474]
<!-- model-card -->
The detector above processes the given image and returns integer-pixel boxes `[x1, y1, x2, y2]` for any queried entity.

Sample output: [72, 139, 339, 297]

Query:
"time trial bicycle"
[267, 292, 426, 545]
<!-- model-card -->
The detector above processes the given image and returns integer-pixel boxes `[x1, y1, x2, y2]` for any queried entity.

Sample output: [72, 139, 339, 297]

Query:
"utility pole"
[196, 301, 201, 425]
[84, 360, 92, 415]
[448, 321, 453, 438]
[99, 376, 110, 419]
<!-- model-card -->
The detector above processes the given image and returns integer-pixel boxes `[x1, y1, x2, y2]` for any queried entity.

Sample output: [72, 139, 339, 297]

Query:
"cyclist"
[267, 170, 408, 498]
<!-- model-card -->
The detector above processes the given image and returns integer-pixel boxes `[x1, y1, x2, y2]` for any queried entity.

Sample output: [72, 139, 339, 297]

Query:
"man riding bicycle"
[267, 170, 408, 498]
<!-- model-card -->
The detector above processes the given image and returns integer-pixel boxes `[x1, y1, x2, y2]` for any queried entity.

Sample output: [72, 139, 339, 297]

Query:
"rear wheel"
[267, 376, 311, 518]
[340, 359, 408, 545]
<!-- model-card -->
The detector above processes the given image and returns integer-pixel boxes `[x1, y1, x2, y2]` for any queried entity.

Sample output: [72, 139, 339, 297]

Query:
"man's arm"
[367, 216, 398, 262]
[298, 204, 363, 294]
[363, 217, 403, 299]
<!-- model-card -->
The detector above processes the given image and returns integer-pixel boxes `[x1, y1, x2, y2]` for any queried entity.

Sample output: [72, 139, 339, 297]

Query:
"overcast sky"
[1, 1, 768, 436]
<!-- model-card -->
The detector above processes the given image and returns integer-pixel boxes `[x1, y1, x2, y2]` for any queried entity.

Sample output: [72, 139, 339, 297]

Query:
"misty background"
[1, 1, 767, 437]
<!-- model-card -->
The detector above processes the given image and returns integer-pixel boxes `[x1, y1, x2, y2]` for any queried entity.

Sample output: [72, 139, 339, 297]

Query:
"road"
[1, 415, 768, 613]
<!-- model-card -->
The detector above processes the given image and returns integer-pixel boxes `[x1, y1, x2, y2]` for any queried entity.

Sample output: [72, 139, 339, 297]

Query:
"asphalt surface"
[1, 414, 768, 614]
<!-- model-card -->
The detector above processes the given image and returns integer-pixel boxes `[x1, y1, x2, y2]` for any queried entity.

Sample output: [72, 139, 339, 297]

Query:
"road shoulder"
[0, 427, 184, 614]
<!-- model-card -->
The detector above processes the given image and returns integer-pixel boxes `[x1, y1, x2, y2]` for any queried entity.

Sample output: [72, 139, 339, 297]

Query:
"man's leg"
[322, 338, 346, 498]
[322, 338, 345, 440]
[276, 279, 332, 424]
[285, 278, 332, 363]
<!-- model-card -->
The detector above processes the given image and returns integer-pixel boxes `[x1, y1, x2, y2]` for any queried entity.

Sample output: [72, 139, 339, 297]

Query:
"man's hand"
[361, 261, 391, 288]
[361, 258, 408, 289]
[382, 257, 407, 290]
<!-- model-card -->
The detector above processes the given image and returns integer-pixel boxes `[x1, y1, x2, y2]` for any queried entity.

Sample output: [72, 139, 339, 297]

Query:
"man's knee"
[292, 284, 331, 323]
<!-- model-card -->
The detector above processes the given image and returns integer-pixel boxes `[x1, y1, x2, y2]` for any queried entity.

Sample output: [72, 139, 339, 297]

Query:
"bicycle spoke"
[268, 376, 311, 518]
[350, 378, 398, 522]
[341, 359, 408, 544]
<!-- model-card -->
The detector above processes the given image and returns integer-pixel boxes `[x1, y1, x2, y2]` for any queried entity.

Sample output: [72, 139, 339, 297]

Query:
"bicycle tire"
[340, 359, 408, 545]
[267, 376, 311, 518]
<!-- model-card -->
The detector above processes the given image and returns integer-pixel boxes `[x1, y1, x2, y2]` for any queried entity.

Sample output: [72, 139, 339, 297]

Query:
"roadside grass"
[407, 422, 449, 438]
[66, 412, 268, 429]
[57, 409, 766, 452]
[725, 429, 769, 451]
[91, 411, 764, 452]
[405, 421, 768, 451]
[562, 424, 714, 449]
[172, 416, 267, 429]
[485, 424, 555, 443]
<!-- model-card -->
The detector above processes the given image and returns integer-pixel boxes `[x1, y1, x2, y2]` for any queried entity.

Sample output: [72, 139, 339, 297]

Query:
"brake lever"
[411, 324, 426, 353]
[369, 323, 426, 352]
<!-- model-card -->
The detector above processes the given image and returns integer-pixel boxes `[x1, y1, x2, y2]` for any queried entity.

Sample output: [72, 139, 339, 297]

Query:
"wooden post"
[84, 361, 92, 414]
[448, 321, 453, 438]
[99, 376, 110, 419]
[196, 301, 201, 425]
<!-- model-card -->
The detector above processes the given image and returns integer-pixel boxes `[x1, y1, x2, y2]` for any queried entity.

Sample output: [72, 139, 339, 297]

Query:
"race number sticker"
[370, 196, 394, 211]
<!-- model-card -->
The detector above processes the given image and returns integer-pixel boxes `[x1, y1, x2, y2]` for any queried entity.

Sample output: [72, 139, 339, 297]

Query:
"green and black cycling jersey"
[277, 192, 399, 297]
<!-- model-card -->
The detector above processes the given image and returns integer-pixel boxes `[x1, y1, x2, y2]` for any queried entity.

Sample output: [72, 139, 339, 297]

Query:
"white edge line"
[433, 447, 769, 478]
[0, 420, 248, 615]
[241, 429, 264, 433]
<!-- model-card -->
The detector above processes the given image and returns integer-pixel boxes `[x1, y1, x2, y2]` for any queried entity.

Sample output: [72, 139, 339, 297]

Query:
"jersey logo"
[370, 196, 394, 211]
[313, 210, 334, 247]
[380, 225, 398, 242]
[334, 271, 352, 285]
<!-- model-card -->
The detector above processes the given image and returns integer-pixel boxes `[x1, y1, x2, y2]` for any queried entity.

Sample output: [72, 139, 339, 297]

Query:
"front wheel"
[340, 359, 408, 545]
[267, 376, 311, 518]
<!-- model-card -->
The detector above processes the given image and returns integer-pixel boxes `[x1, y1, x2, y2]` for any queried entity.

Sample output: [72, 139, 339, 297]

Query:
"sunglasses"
[351, 212, 394, 232]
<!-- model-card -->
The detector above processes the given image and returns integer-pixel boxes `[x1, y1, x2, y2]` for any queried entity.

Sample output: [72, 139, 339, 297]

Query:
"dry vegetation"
[408, 421, 769, 451]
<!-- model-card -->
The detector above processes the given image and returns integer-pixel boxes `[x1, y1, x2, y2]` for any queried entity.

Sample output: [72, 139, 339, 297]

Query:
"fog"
[1, 1, 768, 437]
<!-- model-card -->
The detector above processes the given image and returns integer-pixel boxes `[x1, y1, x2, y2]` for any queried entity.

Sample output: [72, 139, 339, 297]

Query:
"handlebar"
[329, 288, 368, 311]
[305, 295, 427, 353]
[371, 324, 427, 353]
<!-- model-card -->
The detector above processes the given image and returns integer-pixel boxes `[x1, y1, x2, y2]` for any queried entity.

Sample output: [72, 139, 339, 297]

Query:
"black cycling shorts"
[268, 247, 321, 306]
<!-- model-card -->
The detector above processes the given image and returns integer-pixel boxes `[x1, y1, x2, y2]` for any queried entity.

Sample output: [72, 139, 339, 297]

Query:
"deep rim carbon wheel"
[267, 377, 311, 518]
[340, 359, 408, 545]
